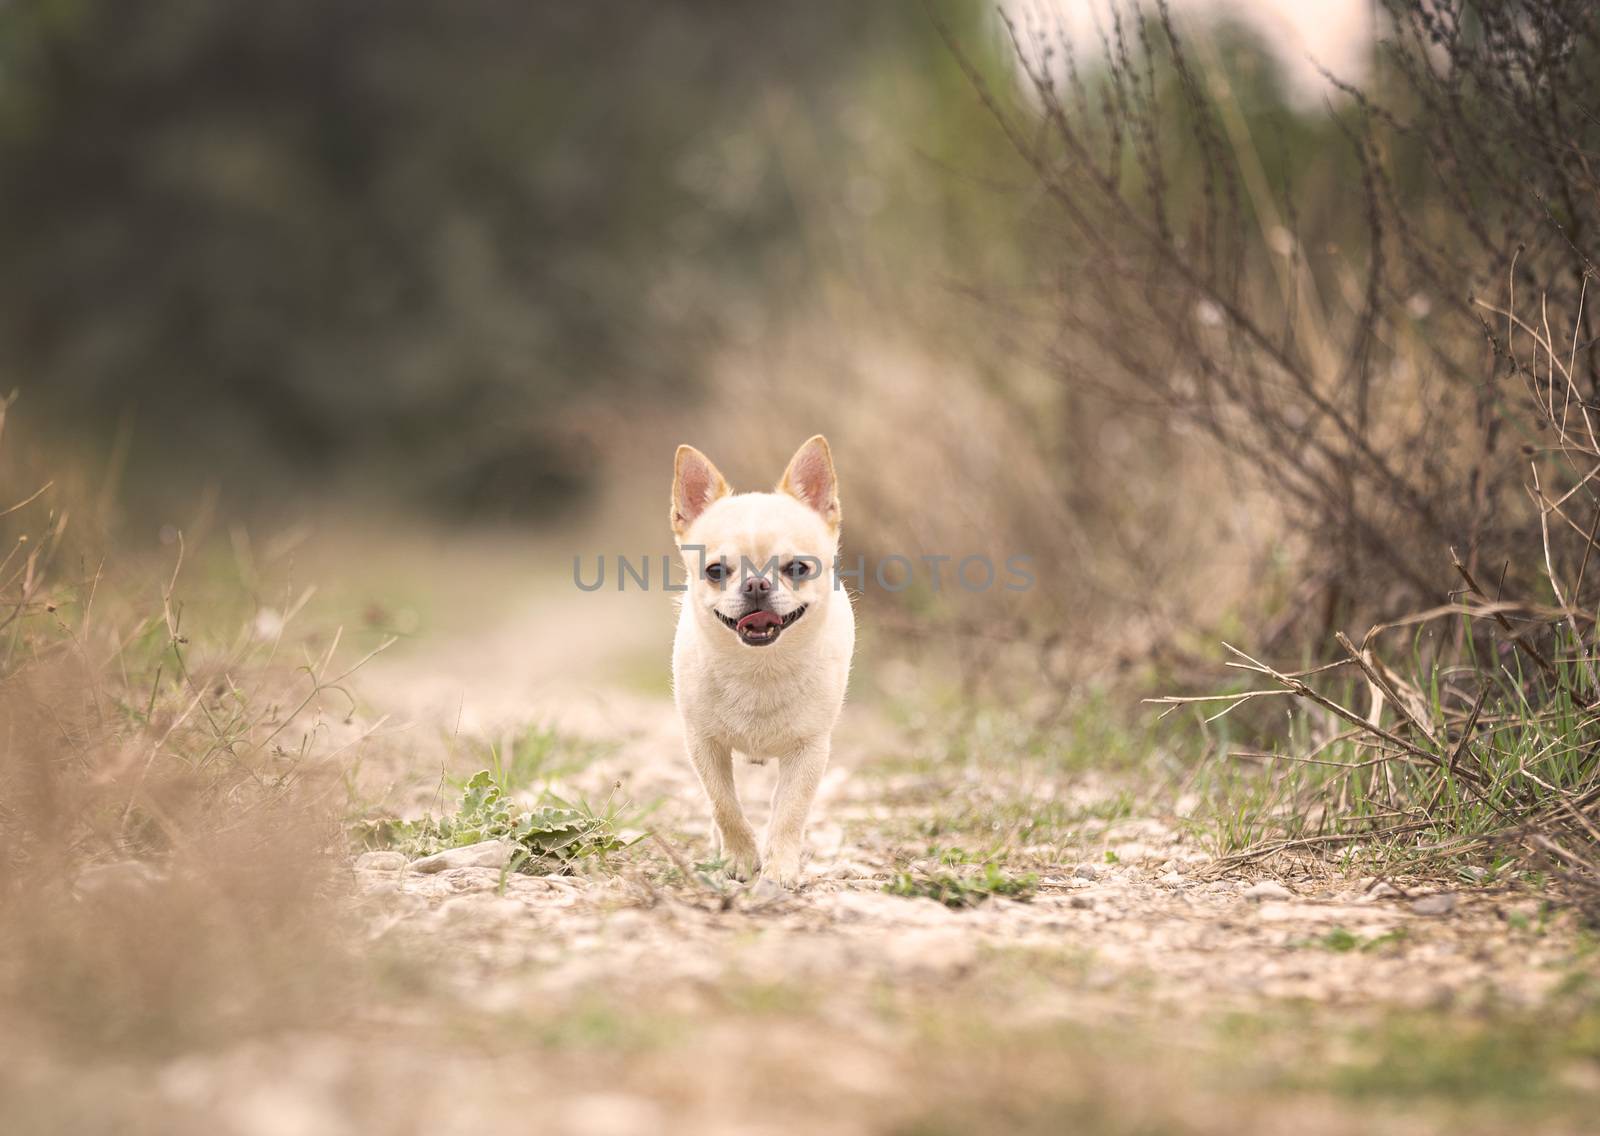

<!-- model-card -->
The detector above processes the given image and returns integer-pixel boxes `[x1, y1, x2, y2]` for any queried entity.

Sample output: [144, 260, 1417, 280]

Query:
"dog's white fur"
[670, 435, 855, 886]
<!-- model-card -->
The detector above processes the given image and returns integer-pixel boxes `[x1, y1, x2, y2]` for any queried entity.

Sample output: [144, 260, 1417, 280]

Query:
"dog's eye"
[705, 561, 729, 583]
[781, 560, 814, 581]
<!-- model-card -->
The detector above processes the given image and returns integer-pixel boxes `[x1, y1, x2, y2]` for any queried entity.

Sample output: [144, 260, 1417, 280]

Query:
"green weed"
[1299, 927, 1408, 953]
[886, 862, 1038, 908]
[358, 770, 641, 873]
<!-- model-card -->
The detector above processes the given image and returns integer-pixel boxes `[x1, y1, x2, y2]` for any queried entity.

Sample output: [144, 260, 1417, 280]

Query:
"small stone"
[1072, 864, 1101, 881]
[1070, 894, 1095, 909]
[447, 867, 508, 891]
[409, 838, 516, 874]
[1242, 880, 1292, 901]
[1410, 892, 1457, 916]
[434, 892, 523, 925]
[1367, 881, 1400, 899]
[354, 851, 407, 872]
[744, 878, 789, 905]
[1460, 865, 1488, 883]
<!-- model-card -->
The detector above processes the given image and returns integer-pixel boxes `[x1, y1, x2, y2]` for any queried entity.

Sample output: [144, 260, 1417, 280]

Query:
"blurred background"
[4, 1, 1022, 512]
[0, 2, 1355, 690]
[3, 0, 1596, 704]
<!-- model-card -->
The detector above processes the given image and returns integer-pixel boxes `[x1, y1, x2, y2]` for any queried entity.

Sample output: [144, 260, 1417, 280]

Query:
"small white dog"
[670, 435, 855, 886]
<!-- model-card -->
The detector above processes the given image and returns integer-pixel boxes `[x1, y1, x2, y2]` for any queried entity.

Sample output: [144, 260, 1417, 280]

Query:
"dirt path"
[318, 588, 1600, 1136]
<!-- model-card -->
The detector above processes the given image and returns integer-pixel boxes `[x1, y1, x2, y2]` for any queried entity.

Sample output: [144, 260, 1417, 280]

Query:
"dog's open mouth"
[716, 605, 807, 646]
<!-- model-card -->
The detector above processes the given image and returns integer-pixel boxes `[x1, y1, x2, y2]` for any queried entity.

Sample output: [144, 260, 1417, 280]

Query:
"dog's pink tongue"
[737, 610, 782, 633]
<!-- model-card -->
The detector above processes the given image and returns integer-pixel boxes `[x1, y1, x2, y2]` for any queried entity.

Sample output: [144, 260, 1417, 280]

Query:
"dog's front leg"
[763, 738, 829, 887]
[687, 734, 760, 880]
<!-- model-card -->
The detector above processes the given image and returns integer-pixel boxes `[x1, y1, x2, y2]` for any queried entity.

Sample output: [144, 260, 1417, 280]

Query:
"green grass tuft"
[886, 862, 1037, 908]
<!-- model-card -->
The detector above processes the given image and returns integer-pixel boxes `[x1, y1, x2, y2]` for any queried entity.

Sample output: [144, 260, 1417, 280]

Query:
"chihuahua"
[670, 435, 855, 886]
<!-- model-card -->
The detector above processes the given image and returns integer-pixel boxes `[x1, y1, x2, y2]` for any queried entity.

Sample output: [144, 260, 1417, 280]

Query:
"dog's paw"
[760, 849, 804, 889]
[712, 824, 761, 882]
[723, 845, 761, 883]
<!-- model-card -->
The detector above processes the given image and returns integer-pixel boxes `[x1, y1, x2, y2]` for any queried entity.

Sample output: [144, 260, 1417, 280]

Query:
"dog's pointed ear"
[672, 444, 730, 537]
[777, 435, 840, 530]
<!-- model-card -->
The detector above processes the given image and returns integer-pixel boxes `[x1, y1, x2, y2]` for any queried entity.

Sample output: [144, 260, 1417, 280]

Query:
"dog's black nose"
[741, 575, 771, 597]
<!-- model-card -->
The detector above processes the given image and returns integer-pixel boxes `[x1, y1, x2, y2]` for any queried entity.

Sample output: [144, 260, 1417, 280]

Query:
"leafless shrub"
[938, 0, 1600, 641]
[1159, 289, 1599, 911]
[931, 1, 1600, 894]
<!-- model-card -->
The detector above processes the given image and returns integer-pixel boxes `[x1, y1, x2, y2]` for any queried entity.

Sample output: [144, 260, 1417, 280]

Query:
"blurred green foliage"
[0, 0, 1009, 516]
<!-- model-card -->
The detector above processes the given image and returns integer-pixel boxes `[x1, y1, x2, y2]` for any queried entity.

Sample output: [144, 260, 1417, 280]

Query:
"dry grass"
[928, 0, 1600, 660]
[0, 404, 382, 1058]
[1163, 290, 1600, 913]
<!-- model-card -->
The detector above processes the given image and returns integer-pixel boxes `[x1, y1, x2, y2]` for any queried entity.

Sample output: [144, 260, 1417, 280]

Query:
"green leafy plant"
[885, 862, 1037, 908]
[359, 771, 641, 874]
